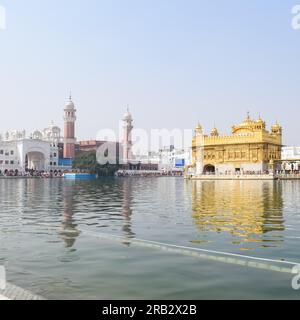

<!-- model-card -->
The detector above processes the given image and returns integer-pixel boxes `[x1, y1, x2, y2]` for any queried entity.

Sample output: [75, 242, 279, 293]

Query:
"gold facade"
[191, 114, 282, 173]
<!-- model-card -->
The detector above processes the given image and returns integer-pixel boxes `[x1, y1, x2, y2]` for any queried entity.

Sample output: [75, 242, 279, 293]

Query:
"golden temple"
[190, 114, 282, 175]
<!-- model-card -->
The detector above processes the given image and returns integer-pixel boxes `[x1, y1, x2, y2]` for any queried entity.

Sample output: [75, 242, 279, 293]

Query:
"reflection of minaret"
[63, 93, 77, 159]
[122, 108, 133, 164]
[60, 182, 81, 248]
[121, 179, 135, 243]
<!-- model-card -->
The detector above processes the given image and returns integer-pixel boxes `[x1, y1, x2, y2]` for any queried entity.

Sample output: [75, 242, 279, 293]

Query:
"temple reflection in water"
[191, 180, 284, 248]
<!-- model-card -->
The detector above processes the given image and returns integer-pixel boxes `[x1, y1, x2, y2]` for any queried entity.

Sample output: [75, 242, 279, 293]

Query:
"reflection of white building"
[0, 122, 62, 173]
[281, 147, 300, 172]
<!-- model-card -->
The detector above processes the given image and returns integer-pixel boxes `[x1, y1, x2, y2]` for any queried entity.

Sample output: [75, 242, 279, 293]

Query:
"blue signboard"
[175, 159, 185, 167]
[58, 158, 73, 167]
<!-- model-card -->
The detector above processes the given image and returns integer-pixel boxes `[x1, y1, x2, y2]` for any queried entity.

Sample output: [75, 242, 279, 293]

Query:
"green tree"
[72, 151, 119, 177]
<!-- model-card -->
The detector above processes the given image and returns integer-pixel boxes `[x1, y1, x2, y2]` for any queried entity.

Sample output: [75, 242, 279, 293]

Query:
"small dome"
[255, 117, 266, 129]
[239, 112, 255, 127]
[272, 122, 282, 132]
[65, 99, 75, 110]
[195, 123, 202, 131]
[211, 127, 219, 136]
[32, 130, 43, 140]
[65, 94, 75, 110]
[47, 121, 60, 130]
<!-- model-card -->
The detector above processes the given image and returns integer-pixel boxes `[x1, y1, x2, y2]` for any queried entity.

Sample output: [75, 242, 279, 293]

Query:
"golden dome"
[211, 127, 219, 136]
[194, 123, 203, 135]
[241, 113, 255, 125]
[271, 122, 282, 133]
[232, 113, 256, 134]
[255, 117, 266, 129]
[195, 123, 202, 130]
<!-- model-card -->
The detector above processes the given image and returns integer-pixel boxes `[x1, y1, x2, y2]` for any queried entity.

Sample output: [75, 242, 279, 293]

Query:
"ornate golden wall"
[191, 115, 282, 173]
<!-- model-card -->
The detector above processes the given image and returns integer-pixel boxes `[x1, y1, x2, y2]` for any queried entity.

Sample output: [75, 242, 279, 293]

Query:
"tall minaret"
[194, 123, 204, 175]
[122, 108, 133, 164]
[63, 94, 77, 159]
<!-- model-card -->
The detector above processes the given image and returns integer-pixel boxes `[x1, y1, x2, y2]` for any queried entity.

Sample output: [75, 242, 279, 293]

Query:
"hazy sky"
[0, 0, 300, 145]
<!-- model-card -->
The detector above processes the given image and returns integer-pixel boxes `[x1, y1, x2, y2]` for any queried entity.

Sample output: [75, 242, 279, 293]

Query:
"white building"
[0, 122, 63, 174]
[158, 146, 191, 171]
[281, 146, 300, 172]
[137, 146, 191, 172]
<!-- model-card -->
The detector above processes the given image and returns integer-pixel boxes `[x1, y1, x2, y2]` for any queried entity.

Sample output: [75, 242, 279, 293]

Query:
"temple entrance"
[203, 164, 215, 174]
[25, 152, 46, 171]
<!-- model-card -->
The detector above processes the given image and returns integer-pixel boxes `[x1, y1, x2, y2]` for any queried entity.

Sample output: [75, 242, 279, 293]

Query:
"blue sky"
[0, 0, 300, 144]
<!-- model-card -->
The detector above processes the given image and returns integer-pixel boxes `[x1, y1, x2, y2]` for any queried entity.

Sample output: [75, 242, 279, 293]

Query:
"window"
[0, 160, 3, 164]
[5, 151, 9, 156]
[10, 161, 14, 165]
[10, 150, 14, 155]
[50, 162, 52, 166]
[0, 150, 3, 155]
[53, 162, 57, 166]
[53, 153, 57, 157]
[5, 160, 9, 165]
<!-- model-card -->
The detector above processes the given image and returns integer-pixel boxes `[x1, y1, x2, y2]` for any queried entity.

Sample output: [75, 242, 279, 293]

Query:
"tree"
[72, 151, 119, 176]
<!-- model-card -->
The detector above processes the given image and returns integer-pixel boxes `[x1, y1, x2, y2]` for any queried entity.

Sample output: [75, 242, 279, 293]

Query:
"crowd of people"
[0, 169, 64, 178]
[221, 170, 271, 175]
[115, 170, 183, 177]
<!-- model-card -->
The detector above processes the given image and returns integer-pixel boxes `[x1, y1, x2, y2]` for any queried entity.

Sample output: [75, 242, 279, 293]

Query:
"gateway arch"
[18, 140, 51, 172]
[25, 151, 46, 171]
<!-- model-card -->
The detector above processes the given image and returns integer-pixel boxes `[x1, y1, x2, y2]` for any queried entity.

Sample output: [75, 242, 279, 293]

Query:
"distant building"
[135, 146, 191, 172]
[0, 122, 62, 173]
[0, 95, 77, 174]
[281, 146, 300, 160]
[281, 146, 300, 172]
[156, 146, 191, 172]
[118, 108, 190, 172]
